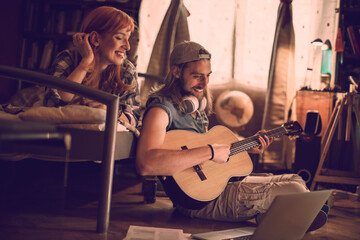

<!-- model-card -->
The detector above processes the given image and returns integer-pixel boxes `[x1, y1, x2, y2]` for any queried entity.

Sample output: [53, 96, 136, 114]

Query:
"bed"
[0, 64, 137, 233]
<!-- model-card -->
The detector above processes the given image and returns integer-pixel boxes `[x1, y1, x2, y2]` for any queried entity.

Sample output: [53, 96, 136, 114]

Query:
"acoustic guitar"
[160, 121, 303, 209]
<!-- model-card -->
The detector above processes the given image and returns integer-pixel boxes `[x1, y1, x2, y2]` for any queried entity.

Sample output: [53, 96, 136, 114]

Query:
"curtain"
[139, 0, 190, 104]
[261, 0, 296, 169]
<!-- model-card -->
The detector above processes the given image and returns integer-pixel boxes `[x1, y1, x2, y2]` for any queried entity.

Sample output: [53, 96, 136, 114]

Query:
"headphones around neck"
[183, 95, 207, 113]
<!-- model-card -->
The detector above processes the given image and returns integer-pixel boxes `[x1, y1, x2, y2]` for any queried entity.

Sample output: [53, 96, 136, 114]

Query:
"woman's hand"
[247, 130, 273, 154]
[72, 32, 94, 69]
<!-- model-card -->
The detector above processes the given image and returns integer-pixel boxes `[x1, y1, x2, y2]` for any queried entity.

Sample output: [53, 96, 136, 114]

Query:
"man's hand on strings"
[247, 130, 273, 154]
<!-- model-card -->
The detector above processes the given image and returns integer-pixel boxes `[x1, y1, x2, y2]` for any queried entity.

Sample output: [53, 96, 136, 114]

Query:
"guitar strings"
[229, 127, 286, 156]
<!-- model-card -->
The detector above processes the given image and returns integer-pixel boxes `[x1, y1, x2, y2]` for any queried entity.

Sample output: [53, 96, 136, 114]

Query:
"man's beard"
[181, 87, 206, 102]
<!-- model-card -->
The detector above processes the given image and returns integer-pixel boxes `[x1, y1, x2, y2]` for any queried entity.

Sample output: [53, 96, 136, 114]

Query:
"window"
[138, 0, 338, 90]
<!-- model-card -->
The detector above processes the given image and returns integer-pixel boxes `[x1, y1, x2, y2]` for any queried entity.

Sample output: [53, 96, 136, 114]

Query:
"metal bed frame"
[0, 64, 121, 233]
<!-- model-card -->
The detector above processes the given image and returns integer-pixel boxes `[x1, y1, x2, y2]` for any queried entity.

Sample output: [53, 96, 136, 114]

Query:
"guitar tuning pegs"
[289, 135, 300, 140]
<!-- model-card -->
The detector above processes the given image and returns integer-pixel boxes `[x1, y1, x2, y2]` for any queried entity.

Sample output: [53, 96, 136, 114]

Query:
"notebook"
[191, 190, 332, 240]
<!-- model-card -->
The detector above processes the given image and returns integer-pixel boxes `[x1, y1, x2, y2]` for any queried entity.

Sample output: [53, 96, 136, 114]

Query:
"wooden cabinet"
[295, 90, 336, 136]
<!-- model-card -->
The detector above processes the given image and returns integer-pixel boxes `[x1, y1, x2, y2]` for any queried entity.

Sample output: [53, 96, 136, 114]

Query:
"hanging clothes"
[261, 0, 296, 169]
[140, 0, 190, 103]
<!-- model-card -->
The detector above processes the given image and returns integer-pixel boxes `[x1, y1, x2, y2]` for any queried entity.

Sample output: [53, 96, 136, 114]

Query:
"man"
[136, 41, 327, 230]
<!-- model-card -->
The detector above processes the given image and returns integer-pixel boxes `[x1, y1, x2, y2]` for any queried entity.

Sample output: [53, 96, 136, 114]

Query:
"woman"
[44, 6, 140, 127]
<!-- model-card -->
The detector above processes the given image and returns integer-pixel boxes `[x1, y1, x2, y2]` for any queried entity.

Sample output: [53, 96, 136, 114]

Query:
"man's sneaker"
[255, 212, 265, 225]
[322, 203, 330, 214]
[306, 209, 328, 232]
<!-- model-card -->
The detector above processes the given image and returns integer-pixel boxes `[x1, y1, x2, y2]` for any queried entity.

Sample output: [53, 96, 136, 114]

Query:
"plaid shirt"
[44, 49, 140, 127]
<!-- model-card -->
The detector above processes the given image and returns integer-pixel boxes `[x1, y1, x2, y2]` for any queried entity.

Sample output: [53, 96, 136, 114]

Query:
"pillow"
[0, 110, 22, 121]
[18, 104, 106, 124]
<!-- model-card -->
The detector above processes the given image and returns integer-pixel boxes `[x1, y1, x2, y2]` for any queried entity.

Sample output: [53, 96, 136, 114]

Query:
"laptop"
[191, 190, 332, 240]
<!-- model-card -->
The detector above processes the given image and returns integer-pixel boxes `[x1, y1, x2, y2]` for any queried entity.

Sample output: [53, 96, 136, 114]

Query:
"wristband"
[208, 144, 214, 160]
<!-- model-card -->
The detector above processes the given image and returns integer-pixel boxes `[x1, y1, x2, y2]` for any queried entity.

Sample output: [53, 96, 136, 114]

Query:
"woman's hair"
[77, 6, 136, 93]
[80, 6, 135, 34]
[149, 61, 213, 115]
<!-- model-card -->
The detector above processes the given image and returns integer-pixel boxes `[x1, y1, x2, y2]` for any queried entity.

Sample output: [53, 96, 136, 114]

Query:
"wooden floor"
[0, 159, 360, 240]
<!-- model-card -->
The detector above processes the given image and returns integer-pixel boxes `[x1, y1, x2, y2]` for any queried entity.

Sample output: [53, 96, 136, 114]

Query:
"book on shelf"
[343, 0, 360, 8]
[335, 27, 344, 52]
[41, 3, 52, 33]
[355, 25, 360, 45]
[56, 11, 66, 34]
[19, 39, 27, 68]
[39, 40, 54, 70]
[31, 41, 39, 69]
[26, 41, 39, 69]
[346, 25, 360, 56]
[67, 9, 83, 35]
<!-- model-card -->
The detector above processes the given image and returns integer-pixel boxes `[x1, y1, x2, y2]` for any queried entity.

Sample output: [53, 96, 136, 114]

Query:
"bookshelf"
[18, 0, 141, 76]
[336, 0, 360, 92]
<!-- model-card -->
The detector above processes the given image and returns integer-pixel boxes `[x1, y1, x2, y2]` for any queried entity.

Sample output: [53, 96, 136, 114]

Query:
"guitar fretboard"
[230, 126, 287, 156]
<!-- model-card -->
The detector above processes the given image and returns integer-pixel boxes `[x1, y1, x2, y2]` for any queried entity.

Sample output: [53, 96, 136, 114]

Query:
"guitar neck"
[230, 126, 287, 156]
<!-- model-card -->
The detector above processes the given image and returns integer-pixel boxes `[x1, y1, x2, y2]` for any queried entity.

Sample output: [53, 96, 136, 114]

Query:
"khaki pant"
[176, 173, 308, 222]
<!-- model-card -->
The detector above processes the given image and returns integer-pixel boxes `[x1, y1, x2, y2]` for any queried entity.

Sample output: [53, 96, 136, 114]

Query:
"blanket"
[0, 85, 130, 132]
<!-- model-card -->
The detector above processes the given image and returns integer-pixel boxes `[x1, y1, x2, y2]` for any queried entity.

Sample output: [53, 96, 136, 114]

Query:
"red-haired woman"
[44, 6, 140, 127]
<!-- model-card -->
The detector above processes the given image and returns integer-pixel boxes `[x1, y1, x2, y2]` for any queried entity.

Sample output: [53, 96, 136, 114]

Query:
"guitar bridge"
[193, 165, 207, 181]
[181, 145, 207, 181]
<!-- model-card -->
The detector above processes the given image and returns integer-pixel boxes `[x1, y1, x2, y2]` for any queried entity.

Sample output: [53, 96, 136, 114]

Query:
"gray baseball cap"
[170, 41, 211, 66]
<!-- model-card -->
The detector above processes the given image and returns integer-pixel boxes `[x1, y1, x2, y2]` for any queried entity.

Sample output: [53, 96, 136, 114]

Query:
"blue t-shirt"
[145, 96, 209, 133]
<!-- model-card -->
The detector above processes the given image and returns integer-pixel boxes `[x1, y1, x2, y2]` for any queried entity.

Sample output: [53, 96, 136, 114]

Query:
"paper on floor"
[123, 225, 191, 240]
